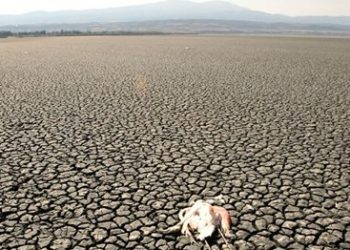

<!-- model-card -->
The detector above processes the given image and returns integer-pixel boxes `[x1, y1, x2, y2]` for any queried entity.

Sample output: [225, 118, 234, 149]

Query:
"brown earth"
[1, 36, 350, 249]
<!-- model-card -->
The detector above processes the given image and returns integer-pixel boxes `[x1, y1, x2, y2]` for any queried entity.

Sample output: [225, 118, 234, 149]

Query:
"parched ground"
[0, 36, 350, 250]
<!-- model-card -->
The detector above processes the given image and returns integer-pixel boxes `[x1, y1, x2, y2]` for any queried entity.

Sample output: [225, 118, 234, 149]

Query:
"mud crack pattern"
[0, 36, 350, 249]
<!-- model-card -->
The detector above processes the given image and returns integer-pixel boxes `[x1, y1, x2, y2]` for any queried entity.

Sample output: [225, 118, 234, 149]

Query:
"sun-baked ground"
[1, 36, 350, 249]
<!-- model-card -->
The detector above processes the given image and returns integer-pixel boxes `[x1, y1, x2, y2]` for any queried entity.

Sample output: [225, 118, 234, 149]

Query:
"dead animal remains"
[160, 199, 233, 249]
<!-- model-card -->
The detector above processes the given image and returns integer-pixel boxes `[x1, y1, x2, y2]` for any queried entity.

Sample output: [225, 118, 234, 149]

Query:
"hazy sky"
[0, 0, 349, 16]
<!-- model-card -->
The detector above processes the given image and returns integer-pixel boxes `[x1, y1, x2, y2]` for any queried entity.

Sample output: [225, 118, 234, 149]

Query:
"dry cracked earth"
[0, 36, 350, 250]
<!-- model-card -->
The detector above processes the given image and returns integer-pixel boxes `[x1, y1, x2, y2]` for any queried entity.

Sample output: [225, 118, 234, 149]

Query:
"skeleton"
[160, 199, 233, 249]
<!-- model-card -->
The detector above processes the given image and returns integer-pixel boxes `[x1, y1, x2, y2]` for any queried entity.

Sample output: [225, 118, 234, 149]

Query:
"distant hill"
[0, 0, 350, 27]
[1, 0, 350, 37]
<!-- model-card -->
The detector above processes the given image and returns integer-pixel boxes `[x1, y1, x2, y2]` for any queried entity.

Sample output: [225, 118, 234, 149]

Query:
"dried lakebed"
[0, 36, 350, 249]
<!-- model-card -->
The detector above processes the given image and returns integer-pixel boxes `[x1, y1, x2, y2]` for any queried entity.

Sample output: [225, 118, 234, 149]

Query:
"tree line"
[0, 30, 168, 38]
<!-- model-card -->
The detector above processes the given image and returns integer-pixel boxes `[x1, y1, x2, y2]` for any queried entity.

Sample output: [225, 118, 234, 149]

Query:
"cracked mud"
[0, 36, 350, 249]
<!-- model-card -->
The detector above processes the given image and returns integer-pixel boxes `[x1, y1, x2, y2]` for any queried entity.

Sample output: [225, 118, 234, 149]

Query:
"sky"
[0, 0, 349, 16]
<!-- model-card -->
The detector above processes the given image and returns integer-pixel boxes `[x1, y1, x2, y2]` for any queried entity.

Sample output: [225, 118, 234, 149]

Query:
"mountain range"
[1, 0, 350, 34]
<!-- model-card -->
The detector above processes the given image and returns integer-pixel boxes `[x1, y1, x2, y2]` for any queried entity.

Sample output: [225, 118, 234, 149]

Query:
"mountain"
[0, 0, 349, 28]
